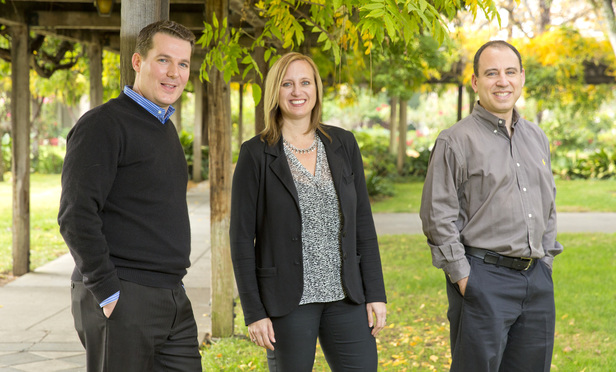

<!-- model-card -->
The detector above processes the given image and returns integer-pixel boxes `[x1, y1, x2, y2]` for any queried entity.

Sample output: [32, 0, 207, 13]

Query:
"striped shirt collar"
[123, 85, 175, 124]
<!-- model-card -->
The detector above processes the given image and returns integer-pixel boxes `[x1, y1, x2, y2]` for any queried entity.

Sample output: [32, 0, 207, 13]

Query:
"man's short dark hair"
[135, 20, 195, 56]
[473, 40, 523, 76]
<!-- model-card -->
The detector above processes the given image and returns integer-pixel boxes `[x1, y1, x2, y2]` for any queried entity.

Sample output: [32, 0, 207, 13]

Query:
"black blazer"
[230, 125, 387, 325]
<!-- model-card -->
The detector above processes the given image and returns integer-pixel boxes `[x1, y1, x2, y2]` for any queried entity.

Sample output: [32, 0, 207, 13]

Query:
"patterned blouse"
[283, 135, 346, 304]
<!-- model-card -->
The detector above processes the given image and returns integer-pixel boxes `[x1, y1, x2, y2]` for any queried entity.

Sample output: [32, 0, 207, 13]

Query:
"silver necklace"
[283, 132, 318, 154]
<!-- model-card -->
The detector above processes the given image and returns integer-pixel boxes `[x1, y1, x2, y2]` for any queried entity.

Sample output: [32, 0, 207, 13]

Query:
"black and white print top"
[283, 135, 346, 304]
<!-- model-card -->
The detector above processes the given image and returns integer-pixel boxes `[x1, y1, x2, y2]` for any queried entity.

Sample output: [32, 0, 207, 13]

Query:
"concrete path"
[373, 212, 616, 235]
[1, 180, 615, 371]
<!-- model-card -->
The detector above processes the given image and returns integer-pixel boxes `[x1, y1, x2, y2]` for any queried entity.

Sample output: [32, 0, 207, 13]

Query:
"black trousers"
[446, 255, 555, 372]
[266, 299, 378, 372]
[71, 280, 201, 372]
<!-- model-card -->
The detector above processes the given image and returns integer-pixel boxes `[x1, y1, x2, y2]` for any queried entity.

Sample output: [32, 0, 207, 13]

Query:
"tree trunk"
[173, 94, 183, 132]
[397, 99, 407, 175]
[597, 0, 616, 60]
[88, 34, 104, 109]
[193, 76, 204, 182]
[11, 23, 31, 276]
[238, 83, 244, 149]
[207, 0, 234, 338]
[389, 97, 398, 155]
[120, 0, 170, 87]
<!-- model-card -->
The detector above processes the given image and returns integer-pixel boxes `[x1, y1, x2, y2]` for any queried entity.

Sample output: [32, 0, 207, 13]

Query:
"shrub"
[179, 130, 209, 180]
[32, 145, 65, 174]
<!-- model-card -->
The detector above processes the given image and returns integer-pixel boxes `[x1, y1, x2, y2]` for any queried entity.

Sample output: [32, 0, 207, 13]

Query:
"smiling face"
[471, 46, 525, 122]
[131, 32, 192, 110]
[278, 60, 317, 124]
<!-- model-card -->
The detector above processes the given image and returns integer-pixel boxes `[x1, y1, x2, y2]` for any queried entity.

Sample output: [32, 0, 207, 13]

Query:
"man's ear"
[471, 74, 479, 93]
[132, 53, 142, 73]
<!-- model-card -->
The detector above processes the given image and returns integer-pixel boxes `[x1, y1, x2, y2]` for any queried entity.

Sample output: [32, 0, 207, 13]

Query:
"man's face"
[471, 46, 525, 121]
[132, 32, 192, 110]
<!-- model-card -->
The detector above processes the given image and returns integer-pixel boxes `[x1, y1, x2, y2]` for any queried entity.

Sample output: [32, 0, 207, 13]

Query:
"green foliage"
[553, 148, 616, 180]
[32, 145, 65, 174]
[373, 34, 448, 99]
[1, 133, 10, 176]
[520, 27, 616, 113]
[197, 0, 500, 88]
[179, 130, 209, 180]
[102, 51, 122, 102]
[353, 129, 396, 198]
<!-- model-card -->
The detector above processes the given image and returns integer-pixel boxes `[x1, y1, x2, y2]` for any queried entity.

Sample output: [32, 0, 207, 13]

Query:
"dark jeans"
[267, 299, 378, 372]
[447, 255, 555, 372]
[71, 280, 201, 372]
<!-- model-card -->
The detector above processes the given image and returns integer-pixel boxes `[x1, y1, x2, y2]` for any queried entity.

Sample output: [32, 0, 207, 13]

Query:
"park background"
[1, 0, 616, 370]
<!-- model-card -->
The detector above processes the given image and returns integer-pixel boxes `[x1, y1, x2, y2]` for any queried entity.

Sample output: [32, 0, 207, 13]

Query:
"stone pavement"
[1, 179, 615, 371]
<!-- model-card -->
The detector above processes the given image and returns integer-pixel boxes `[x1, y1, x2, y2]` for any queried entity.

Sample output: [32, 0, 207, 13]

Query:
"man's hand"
[248, 318, 276, 350]
[457, 277, 469, 296]
[103, 299, 118, 318]
[366, 302, 387, 336]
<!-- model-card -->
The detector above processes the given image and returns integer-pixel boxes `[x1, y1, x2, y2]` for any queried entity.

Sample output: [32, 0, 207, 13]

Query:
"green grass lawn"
[202, 233, 616, 371]
[371, 178, 616, 213]
[0, 174, 66, 277]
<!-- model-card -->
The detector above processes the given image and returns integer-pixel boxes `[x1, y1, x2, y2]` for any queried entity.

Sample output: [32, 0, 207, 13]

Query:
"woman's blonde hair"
[260, 52, 328, 145]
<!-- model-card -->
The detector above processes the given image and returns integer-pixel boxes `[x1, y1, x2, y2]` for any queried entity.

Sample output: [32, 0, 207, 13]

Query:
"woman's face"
[278, 60, 317, 123]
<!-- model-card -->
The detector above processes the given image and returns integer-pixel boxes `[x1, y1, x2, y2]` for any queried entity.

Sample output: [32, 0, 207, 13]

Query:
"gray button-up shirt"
[420, 103, 563, 283]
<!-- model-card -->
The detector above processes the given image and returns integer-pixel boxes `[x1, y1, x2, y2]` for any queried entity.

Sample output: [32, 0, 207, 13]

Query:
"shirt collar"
[123, 86, 175, 124]
[472, 101, 521, 130]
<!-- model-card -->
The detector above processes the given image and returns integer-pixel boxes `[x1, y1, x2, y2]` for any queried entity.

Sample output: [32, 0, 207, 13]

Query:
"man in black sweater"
[58, 20, 201, 372]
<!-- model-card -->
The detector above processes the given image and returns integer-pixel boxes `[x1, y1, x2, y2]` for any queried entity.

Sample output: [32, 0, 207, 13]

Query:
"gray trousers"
[446, 255, 555, 372]
[71, 280, 201, 372]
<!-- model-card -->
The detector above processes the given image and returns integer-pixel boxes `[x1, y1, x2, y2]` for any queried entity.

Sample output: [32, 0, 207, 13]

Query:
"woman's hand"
[248, 318, 276, 350]
[366, 302, 387, 336]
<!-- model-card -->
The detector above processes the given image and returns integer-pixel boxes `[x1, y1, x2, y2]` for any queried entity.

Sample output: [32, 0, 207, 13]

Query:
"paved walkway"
[1, 181, 615, 371]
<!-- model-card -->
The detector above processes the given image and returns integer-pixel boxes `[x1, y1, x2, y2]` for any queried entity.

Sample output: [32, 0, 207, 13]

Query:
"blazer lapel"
[320, 129, 345, 195]
[266, 139, 300, 208]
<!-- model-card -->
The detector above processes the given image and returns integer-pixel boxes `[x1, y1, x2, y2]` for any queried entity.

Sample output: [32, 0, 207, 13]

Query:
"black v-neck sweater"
[58, 92, 191, 303]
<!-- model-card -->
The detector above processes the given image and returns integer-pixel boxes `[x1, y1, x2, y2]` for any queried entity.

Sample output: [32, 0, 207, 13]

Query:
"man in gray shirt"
[420, 40, 563, 371]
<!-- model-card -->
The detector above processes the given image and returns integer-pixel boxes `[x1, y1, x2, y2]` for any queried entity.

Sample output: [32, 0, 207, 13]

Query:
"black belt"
[465, 247, 534, 271]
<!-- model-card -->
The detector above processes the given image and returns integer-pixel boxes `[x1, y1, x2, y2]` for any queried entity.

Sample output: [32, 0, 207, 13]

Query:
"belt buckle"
[520, 257, 533, 270]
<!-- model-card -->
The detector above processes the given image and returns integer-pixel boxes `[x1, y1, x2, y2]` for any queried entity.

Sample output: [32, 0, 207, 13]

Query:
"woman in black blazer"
[230, 52, 387, 371]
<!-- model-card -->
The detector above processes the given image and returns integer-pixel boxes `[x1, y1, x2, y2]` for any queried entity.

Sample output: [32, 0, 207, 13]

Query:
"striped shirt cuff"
[100, 291, 120, 307]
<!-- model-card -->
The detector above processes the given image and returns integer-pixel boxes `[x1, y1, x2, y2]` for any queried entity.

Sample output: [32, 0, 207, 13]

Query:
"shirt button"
[523, 187, 527, 192]
[158, 110, 162, 114]
[517, 163, 520, 167]
[528, 214, 533, 218]
[493, 129, 498, 133]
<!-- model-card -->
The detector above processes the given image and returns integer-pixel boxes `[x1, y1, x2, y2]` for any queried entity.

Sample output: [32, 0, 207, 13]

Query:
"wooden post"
[11, 24, 31, 276]
[173, 94, 183, 132]
[89, 34, 104, 109]
[207, 0, 234, 338]
[192, 76, 203, 182]
[120, 0, 170, 87]
[389, 96, 398, 155]
[397, 99, 407, 175]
